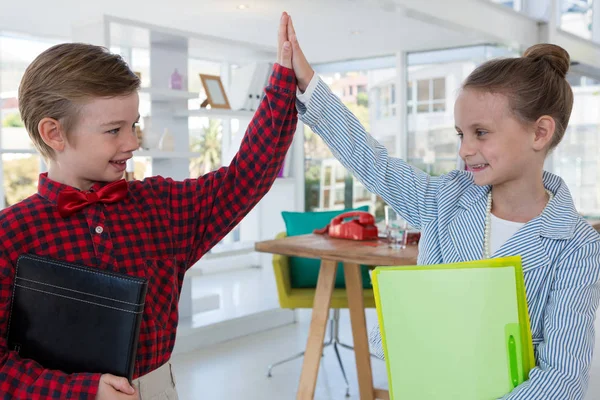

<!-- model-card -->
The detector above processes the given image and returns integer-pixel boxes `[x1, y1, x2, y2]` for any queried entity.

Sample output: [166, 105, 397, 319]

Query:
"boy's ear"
[532, 115, 555, 151]
[38, 117, 66, 152]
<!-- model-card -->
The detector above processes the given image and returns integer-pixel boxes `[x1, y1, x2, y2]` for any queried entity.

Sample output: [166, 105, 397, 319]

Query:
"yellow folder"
[372, 256, 535, 399]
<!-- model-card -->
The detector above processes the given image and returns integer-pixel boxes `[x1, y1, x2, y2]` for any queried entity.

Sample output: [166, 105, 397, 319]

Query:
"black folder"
[7, 253, 147, 381]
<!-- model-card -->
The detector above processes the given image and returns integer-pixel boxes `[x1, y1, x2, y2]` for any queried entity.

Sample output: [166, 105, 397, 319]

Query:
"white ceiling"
[1, 0, 483, 64]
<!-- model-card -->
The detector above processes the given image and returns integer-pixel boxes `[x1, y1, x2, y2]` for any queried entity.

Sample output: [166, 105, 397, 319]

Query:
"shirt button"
[95, 226, 104, 234]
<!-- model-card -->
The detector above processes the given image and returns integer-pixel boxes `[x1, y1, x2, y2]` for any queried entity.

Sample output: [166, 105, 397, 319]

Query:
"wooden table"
[255, 234, 418, 400]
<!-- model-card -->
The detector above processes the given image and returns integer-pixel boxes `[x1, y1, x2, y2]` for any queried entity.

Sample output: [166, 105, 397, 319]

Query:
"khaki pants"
[132, 362, 178, 400]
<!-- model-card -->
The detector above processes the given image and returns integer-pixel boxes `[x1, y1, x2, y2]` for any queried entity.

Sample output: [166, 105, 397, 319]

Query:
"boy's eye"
[107, 128, 120, 135]
[456, 132, 463, 139]
[476, 129, 488, 137]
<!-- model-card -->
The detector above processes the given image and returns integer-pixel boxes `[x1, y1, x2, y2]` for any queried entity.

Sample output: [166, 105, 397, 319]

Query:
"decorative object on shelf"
[140, 116, 161, 150]
[229, 62, 272, 111]
[135, 125, 143, 149]
[199, 74, 230, 109]
[170, 68, 183, 90]
[158, 129, 175, 152]
[125, 159, 135, 181]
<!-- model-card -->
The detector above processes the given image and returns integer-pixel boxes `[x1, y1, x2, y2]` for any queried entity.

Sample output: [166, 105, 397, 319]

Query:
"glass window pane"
[551, 75, 600, 216]
[3, 154, 41, 208]
[335, 166, 346, 182]
[417, 103, 429, 113]
[433, 78, 446, 100]
[189, 119, 223, 177]
[417, 79, 429, 102]
[1, 34, 59, 94]
[334, 188, 345, 205]
[323, 189, 331, 208]
[433, 101, 446, 112]
[489, 0, 520, 11]
[324, 166, 332, 186]
[407, 80, 413, 101]
[304, 65, 397, 211]
[560, 0, 593, 40]
[1, 112, 35, 150]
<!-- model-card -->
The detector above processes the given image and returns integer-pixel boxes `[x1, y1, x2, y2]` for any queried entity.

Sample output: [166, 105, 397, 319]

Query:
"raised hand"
[287, 16, 315, 92]
[277, 12, 292, 69]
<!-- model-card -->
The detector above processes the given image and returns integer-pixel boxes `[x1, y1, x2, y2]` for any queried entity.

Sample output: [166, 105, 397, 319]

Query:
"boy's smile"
[47, 92, 140, 191]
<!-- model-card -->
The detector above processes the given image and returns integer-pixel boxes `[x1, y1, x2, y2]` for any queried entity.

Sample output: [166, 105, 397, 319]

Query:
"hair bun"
[523, 43, 570, 79]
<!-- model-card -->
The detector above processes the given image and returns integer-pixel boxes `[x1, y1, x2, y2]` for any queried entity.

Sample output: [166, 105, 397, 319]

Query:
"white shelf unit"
[139, 87, 200, 101]
[133, 150, 201, 159]
[175, 109, 255, 119]
[0, 149, 37, 154]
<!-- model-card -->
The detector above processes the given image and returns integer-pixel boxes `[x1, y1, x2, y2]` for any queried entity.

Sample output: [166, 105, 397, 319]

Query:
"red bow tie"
[57, 179, 128, 218]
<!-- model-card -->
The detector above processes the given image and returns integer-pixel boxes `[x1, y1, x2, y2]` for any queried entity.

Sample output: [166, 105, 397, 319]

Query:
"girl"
[285, 16, 600, 400]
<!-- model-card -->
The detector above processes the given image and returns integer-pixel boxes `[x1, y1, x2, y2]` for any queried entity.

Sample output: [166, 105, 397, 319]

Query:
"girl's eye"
[107, 128, 120, 135]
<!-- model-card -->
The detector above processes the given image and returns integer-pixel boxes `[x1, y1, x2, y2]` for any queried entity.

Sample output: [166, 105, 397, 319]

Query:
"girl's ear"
[532, 115, 555, 151]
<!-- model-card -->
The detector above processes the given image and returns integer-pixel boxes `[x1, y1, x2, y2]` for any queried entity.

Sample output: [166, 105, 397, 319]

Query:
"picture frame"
[199, 74, 231, 109]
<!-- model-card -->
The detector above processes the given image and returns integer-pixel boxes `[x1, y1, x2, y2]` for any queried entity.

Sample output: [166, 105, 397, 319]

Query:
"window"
[561, 0, 594, 40]
[304, 65, 392, 215]
[408, 77, 447, 114]
[489, 0, 521, 11]
[0, 33, 60, 209]
[375, 83, 397, 119]
[551, 74, 600, 216]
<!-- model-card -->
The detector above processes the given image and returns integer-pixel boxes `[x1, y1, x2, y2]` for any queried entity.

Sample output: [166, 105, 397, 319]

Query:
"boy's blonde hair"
[18, 43, 140, 160]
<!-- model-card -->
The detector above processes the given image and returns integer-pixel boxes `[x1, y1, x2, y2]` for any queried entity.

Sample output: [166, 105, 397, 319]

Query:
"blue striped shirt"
[296, 77, 600, 399]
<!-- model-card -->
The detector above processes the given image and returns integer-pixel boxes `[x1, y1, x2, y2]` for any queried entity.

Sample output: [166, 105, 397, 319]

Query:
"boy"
[0, 13, 296, 400]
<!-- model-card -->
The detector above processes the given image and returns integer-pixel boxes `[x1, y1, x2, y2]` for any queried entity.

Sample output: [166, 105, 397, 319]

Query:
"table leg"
[296, 259, 337, 400]
[374, 389, 390, 399]
[344, 262, 375, 400]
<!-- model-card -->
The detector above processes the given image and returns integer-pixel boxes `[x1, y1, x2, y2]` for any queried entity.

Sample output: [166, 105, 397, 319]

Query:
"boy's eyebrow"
[101, 115, 140, 126]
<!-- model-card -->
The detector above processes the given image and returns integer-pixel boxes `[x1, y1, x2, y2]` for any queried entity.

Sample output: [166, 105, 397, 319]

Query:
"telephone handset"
[314, 211, 378, 241]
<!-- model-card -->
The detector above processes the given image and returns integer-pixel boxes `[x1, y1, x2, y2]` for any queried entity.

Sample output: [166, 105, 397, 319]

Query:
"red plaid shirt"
[0, 64, 297, 399]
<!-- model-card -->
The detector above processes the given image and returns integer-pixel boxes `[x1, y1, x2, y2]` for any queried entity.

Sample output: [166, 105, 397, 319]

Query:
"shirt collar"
[37, 173, 111, 205]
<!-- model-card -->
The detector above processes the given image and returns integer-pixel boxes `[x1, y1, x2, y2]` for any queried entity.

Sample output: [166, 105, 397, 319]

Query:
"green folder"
[372, 256, 535, 400]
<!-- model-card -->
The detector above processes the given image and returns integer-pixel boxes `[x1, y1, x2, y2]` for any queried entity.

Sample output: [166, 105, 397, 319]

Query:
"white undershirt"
[490, 214, 525, 255]
[296, 73, 319, 103]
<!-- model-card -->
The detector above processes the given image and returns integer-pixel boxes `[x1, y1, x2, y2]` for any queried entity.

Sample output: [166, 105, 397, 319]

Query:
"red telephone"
[314, 211, 379, 241]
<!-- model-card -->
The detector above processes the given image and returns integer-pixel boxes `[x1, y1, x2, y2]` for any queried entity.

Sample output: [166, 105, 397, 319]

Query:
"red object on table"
[313, 211, 379, 241]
